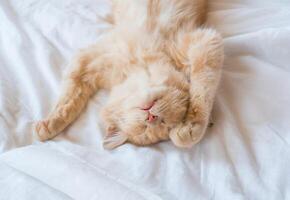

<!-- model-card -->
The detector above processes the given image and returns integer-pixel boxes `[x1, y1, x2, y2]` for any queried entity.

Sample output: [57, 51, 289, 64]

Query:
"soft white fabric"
[0, 0, 290, 199]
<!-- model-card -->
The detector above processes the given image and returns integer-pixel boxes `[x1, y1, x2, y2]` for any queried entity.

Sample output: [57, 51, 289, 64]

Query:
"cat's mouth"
[140, 100, 156, 111]
[140, 100, 158, 123]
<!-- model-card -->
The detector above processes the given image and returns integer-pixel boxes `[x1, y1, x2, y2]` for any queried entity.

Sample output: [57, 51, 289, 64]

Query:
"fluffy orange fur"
[34, 0, 224, 149]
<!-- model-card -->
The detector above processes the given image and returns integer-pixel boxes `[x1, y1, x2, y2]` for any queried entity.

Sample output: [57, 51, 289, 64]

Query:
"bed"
[0, 0, 290, 199]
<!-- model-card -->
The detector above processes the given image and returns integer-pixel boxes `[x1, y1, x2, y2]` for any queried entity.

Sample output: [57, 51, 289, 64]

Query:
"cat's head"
[101, 62, 190, 149]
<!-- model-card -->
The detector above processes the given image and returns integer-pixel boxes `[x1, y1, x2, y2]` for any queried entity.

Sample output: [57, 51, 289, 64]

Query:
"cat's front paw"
[169, 122, 206, 148]
[34, 119, 59, 141]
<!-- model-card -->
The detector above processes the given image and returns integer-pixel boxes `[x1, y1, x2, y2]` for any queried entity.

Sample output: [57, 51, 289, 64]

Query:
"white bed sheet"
[0, 0, 290, 199]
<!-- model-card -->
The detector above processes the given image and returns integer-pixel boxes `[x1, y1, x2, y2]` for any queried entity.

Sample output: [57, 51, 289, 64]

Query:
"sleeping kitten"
[34, 0, 224, 149]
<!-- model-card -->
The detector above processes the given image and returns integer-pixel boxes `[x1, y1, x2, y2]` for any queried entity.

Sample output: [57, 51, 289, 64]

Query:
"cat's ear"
[103, 132, 128, 150]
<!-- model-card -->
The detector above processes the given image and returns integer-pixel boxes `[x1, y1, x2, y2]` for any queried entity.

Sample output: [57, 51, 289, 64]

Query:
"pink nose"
[147, 113, 158, 122]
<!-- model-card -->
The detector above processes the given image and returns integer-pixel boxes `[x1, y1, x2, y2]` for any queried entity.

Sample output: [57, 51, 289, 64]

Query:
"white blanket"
[0, 0, 290, 199]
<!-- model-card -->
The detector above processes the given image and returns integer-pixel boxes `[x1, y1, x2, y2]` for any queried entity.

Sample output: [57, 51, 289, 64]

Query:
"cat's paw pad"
[169, 122, 205, 148]
[34, 120, 54, 141]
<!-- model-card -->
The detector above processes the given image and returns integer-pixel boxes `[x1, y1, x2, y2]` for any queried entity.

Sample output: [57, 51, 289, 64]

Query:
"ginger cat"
[34, 0, 224, 149]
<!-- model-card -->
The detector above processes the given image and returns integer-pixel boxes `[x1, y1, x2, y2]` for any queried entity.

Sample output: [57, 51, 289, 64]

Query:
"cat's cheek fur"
[103, 132, 128, 150]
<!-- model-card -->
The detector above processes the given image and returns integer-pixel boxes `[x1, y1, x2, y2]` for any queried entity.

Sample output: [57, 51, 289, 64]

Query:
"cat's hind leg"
[169, 29, 224, 148]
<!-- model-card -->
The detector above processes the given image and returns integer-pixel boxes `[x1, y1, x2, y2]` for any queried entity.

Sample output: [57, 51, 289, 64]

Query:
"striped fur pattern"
[35, 0, 224, 149]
